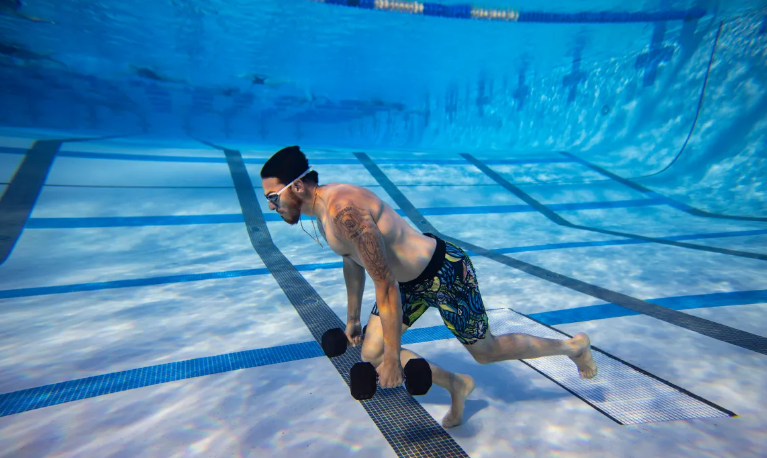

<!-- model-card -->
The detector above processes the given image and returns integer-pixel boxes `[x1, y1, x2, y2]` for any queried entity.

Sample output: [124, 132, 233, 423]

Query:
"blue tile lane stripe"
[461, 153, 767, 261]
[0, 264, 341, 299]
[560, 151, 767, 223]
[0, 146, 26, 155]
[490, 229, 767, 254]
[1, 288, 762, 418]
[27, 214, 246, 228]
[531, 289, 767, 325]
[0, 268, 269, 299]
[2, 229, 766, 301]
[23, 198, 664, 229]
[0, 342, 324, 417]
[418, 198, 662, 215]
[1, 147, 573, 165]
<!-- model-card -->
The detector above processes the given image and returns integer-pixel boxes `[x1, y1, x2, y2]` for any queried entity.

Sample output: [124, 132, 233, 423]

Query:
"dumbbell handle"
[350, 359, 432, 399]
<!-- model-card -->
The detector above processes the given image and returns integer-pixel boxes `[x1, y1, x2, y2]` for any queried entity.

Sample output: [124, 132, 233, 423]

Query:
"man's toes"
[442, 413, 461, 428]
[580, 366, 597, 379]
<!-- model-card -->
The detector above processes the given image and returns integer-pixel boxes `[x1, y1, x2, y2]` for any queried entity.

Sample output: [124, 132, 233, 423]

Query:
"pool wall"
[0, 2, 764, 214]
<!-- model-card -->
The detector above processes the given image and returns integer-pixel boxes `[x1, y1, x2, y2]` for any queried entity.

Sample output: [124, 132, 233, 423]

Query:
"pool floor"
[0, 130, 765, 458]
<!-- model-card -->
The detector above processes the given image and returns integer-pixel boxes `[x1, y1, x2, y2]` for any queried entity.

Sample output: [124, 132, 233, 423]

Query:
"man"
[260, 146, 597, 428]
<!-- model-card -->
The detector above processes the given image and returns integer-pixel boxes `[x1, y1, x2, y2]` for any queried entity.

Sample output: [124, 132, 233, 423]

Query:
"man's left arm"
[330, 201, 403, 380]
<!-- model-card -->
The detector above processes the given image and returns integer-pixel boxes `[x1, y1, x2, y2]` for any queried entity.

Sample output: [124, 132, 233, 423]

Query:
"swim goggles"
[265, 167, 313, 208]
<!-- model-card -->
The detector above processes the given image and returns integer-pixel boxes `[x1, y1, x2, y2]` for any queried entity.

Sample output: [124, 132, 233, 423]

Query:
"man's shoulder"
[325, 184, 379, 220]
[326, 183, 374, 206]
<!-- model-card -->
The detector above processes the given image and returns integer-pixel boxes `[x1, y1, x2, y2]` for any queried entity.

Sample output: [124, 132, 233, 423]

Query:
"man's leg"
[360, 314, 475, 428]
[464, 330, 598, 379]
[444, 245, 598, 379]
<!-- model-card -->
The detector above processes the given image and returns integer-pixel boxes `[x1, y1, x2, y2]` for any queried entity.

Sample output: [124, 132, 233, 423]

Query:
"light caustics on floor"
[0, 135, 765, 458]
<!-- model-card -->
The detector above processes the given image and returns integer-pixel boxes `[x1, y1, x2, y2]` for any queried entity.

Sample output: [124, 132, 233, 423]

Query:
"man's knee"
[360, 315, 409, 366]
[360, 315, 384, 366]
[473, 353, 495, 365]
[466, 334, 497, 365]
[360, 344, 383, 366]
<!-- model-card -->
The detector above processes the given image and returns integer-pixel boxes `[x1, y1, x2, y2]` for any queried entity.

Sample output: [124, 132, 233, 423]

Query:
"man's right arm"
[343, 256, 366, 324]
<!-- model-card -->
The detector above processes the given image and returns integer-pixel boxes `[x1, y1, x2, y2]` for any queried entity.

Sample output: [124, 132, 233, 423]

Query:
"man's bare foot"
[442, 374, 475, 428]
[569, 333, 598, 379]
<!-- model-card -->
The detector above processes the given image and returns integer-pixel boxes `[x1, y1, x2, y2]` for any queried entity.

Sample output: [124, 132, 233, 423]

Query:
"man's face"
[262, 177, 301, 225]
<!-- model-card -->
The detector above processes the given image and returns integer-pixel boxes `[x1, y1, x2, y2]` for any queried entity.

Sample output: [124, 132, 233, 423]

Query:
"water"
[0, 1, 766, 457]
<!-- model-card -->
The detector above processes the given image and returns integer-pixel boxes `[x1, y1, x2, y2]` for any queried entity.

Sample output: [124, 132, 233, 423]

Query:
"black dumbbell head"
[321, 328, 347, 358]
[350, 362, 377, 400]
[404, 358, 432, 396]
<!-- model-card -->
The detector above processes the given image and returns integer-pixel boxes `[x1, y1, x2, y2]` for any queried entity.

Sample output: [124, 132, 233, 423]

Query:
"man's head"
[260, 145, 319, 225]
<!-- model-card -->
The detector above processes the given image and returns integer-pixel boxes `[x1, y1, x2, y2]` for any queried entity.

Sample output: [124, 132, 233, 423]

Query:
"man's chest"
[317, 218, 354, 258]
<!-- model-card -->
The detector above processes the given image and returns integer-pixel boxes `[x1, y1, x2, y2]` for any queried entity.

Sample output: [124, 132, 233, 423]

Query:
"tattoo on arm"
[333, 206, 365, 239]
[333, 204, 391, 282]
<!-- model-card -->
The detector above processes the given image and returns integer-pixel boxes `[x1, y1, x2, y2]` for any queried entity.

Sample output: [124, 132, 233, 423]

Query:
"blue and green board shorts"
[371, 233, 489, 345]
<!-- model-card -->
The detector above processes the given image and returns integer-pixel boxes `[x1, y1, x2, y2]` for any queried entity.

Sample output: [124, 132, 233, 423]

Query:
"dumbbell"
[320, 325, 369, 357]
[349, 358, 432, 400]
[320, 327, 432, 400]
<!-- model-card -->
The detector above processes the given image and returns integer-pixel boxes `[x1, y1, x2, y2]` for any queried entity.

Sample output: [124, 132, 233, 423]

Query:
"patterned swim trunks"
[371, 233, 489, 345]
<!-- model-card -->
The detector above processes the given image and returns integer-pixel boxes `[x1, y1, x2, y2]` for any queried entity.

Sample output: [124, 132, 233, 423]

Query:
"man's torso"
[316, 183, 436, 283]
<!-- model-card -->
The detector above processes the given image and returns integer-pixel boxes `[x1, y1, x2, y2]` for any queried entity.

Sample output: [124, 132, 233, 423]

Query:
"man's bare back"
[314, 183, 437, 284]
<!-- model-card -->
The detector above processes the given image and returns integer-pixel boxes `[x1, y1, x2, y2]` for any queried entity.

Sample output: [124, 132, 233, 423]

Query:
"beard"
[280, 205, 301, 225]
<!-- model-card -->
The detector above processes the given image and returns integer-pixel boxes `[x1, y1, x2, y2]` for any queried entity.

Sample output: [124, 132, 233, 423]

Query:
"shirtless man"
[260, 146, 597, 428]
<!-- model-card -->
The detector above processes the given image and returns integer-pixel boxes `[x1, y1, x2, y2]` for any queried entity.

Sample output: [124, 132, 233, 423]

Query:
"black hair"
[260, 145, 319, 186]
